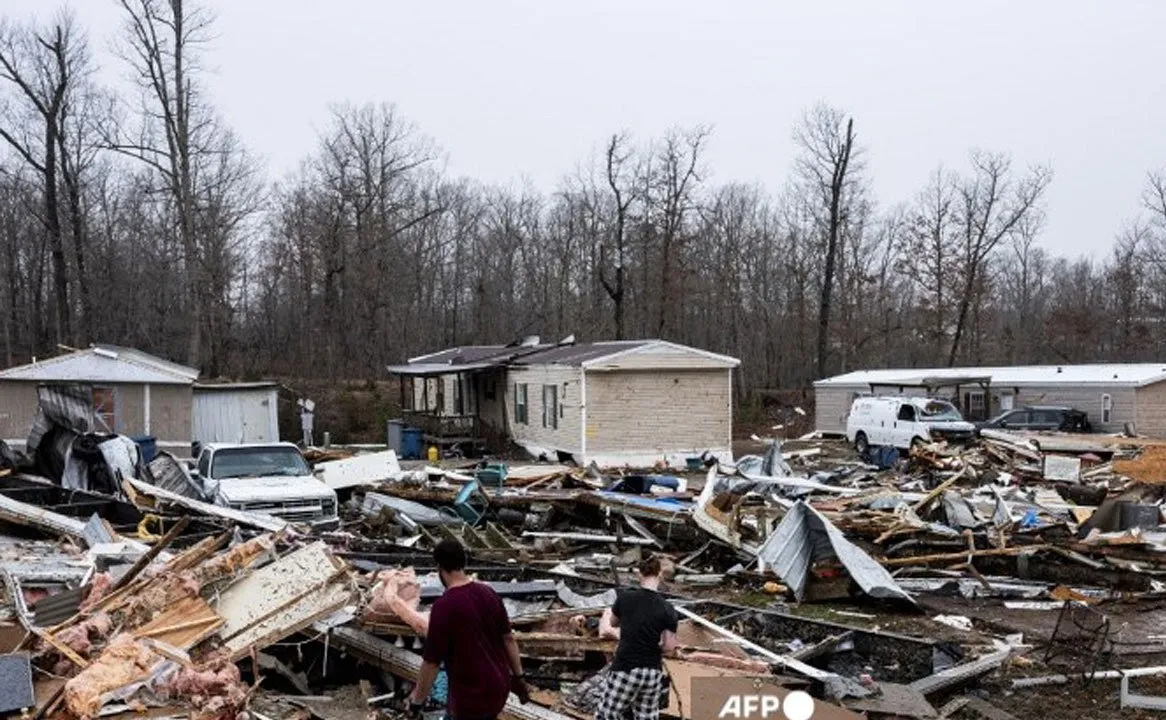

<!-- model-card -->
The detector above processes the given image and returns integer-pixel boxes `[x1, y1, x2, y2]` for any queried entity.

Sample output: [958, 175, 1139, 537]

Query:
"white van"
[845, 396, 975, 453]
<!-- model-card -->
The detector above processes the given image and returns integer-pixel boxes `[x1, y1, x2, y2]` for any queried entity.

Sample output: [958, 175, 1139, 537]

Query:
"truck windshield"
[210, 447, 311, 479]
[921, 401, 963, 422]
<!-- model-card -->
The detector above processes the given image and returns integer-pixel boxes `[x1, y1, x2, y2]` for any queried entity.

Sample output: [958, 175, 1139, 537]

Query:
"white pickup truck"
[193, 442, 339, 528]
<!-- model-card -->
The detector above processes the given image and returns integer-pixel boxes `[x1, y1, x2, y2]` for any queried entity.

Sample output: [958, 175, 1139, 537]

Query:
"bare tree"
[111, 0, 217, 365]
[794, 104, 862, 379]
[947, 151, 1051, 365]
[598, 133, 636, 339]
[647, 126, 708, 336]
[0, 10, 89, 346]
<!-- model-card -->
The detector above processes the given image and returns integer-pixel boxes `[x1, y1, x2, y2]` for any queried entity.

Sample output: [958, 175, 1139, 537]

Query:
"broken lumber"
[881, 545, 1049, 568]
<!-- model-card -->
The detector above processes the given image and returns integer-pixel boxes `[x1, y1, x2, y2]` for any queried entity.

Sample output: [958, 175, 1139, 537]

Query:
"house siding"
[1136, 381, 1166, 437]
[505, 365, 582, 456]
[0, 383, 38, 440]
[815, 387, 863, 435]
[585, 369, 731, 455]
[0, 381, 192, 444]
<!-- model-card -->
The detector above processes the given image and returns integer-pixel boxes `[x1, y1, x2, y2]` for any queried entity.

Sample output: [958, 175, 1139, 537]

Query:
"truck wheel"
[854, 432, 869, 455]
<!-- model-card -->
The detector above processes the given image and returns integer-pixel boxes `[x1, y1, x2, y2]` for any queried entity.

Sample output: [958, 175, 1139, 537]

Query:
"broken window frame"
[1102, 393, 1113, 424]
[543, 384, 558, 430]
[92, 386, 116, 433]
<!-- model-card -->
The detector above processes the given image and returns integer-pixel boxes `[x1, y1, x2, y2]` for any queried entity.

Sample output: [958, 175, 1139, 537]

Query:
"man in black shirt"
[596, 555, 679, 720]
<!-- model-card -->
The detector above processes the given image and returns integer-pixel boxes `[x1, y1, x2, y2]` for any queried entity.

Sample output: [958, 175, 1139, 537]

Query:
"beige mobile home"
[389, 339, 740, 468]
[814, 364, 1166, 437]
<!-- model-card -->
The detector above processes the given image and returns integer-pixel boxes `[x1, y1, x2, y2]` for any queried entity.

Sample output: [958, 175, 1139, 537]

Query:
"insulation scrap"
[64, 633, 164, 718]
[81, 573, 114, 611]
[161, 653, 247, 716]
[193, 535, 274, 582]
[54, 612, 114, 658]
[367, 568, 429, 635]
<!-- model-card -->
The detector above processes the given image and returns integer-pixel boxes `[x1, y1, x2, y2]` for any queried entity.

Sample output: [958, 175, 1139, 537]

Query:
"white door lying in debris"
[193, 386, 279, 444]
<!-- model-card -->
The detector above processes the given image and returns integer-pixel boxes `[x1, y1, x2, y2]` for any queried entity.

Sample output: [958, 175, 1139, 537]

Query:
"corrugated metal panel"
[757, 501, 913, 604]
[192, 387, 278, 444]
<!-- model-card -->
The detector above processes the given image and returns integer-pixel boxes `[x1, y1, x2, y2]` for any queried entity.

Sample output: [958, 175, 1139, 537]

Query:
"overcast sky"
[8, 0, 1166, 257]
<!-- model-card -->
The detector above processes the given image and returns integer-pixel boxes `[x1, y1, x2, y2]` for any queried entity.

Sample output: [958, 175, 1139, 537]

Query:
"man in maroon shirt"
[409, 539, 530, 720]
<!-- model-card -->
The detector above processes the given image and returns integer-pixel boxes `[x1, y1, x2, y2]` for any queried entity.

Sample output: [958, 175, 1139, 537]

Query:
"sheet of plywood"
[213, 542, 353, 660]
[132, 596, 223, 650]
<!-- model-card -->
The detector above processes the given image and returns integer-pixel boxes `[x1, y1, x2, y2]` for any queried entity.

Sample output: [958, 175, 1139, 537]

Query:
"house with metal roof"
[388, 338, 741, 467]
[813, 364, 1166, 436]
[0, 345, 200, 447]
[0, 346, 282, 450]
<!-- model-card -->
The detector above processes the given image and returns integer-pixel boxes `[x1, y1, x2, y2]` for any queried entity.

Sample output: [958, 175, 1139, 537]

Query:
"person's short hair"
[434, 538, 468, 572]
[638, 554, 663, 578]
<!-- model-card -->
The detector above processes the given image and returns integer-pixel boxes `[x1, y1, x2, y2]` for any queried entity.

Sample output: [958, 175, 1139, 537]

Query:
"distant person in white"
[300, 402, 314, 447]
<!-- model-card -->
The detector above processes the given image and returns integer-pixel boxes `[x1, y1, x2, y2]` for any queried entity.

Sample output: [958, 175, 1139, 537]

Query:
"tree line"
[2, 2, 1165, 397]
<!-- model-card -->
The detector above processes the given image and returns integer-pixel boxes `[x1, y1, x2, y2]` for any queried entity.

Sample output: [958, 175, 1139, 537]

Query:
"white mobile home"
[814, 364, 1166, 436]
[389, 339, 740, 468]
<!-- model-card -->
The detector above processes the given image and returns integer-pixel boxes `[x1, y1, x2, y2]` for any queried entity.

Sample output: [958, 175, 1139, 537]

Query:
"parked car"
[846, 396, 976, 453]
[193, 442, 339, 528]
[976, 406, 1092, 433]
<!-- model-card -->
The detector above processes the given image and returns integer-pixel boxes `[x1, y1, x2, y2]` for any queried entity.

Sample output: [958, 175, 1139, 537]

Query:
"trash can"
[386, 419, 404, 454]
[401, 427, 423, 460]
[131, 435, 157, 463]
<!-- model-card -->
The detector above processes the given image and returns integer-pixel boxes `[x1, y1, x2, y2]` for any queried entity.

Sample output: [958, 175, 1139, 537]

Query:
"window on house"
[434, 378, 445, 414]
[543, 385, 558, 430]
[514, 383, 528, 425]
[92, 387, 116, 433]
[1102, 394, 1113, 424]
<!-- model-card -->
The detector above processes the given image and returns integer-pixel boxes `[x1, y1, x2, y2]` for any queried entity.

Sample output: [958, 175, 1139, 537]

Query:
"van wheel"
[911, 437, 927, 450]
[854, 432, 869, 455]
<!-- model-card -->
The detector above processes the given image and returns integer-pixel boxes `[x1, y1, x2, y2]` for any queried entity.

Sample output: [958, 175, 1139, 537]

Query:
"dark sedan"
[976, 406, 1092, 433]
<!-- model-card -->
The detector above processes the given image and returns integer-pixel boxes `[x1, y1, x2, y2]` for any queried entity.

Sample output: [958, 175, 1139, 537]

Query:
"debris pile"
[4, 410, 1166, 718]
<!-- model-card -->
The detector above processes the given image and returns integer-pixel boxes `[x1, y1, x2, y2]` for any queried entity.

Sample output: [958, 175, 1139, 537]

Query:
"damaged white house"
[388, 338, 740, 468]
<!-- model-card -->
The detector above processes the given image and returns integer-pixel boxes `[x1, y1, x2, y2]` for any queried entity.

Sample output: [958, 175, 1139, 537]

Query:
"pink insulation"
[367, 568, 430, 635]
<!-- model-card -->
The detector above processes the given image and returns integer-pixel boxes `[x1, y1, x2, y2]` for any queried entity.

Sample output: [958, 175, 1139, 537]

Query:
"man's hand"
[511, 674, 531, 704]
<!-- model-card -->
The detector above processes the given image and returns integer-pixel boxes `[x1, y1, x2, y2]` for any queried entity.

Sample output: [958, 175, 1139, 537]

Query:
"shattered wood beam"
[324, 626, 576, 720]
[911, 470, 965, 514]
[881, 545, 1049, 568]
[111, 515, 190, 592]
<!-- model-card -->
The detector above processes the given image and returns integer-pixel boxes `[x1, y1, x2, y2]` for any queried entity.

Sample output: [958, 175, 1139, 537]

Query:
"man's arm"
[599, 608, 621, 639]
[503, 633, 523, 675]
[410, 660, 440, 703]
[659, 629, 679, 655]
[409, 603, 446, 705]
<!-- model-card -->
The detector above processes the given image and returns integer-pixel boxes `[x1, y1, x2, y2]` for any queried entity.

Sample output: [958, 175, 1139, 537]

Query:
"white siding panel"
[193, 388, 279, 444]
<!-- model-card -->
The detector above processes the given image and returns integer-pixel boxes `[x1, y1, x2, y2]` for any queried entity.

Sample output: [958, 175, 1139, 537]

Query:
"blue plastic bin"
[401, 427, 423, 460]
[131, 435, 157, 463]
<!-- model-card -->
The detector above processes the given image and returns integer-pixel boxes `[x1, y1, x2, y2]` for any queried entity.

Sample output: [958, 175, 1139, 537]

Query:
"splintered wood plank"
[132, 596, 223, 650]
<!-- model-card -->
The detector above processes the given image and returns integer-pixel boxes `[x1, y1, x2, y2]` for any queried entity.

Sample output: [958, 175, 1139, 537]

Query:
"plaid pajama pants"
[597, 667, 666, 720]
